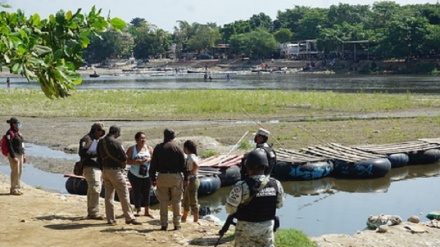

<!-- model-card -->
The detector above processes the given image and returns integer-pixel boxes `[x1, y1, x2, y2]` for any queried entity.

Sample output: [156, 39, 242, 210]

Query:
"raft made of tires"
[64, 174, 158, 205]
[408, 149, 440, 165]
[198, 175, 221, 196]
[332, 158, 392, 178]
[65, 175, 87, 195]
[387, 153, 409, 168]
[273, 161, 333, 181]
[217, 165, 241, 186]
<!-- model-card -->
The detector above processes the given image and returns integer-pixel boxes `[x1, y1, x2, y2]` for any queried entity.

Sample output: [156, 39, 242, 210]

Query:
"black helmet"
[245, 148, 269, 170]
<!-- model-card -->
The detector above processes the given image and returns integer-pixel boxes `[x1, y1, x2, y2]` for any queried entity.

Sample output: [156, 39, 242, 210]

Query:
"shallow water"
[1, 143, 439, 237]
[6, 73, 440, 93]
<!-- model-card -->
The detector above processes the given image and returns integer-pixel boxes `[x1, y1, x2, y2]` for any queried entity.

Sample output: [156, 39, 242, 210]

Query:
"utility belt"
[103, 166, 121, 170]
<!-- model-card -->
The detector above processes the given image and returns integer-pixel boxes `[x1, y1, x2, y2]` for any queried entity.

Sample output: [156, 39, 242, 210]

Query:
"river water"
[5, 72, 440, 93]
[2, 73, 440, 237]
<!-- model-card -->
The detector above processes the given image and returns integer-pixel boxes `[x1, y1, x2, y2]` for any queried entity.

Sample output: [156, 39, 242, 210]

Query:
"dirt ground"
[2, 112, 440, 246]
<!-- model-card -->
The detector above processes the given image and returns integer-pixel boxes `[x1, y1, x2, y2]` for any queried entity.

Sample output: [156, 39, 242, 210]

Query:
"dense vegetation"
[1, 2, 439, 98]
[83, 2, 440, 63]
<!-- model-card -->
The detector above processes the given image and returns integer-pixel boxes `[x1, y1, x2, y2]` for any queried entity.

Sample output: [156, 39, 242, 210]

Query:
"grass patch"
[1, 89, 439, 120]
[275, 229, 318, 247]
[200, 150, 219, 158]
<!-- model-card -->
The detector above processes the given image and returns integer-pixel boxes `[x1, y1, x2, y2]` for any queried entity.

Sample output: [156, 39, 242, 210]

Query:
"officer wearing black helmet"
[225, 148, 284, 247]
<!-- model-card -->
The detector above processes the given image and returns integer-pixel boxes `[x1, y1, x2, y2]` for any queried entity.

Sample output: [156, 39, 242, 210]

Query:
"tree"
[274, 28, 293, 43]
[173, 20, 192, 58]
[0, 5, 125, 98]
[187, 23, 221, 53]
[236, 28, 278, 59]
[249, 13, 274, 31]
[375, 16, 431, 59]
[84, 29, 133, 63]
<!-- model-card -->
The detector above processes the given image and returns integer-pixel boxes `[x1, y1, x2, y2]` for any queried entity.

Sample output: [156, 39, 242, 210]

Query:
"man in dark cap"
[79, 122, 106, 220]
[5, 117, 26, 195]
[149, 128, 188, 231]
[97, 125, 141, 226]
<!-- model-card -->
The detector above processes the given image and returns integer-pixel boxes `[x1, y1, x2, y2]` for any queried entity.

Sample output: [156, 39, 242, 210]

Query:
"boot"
[193, 212, 199, 223]
[181, 210, 189, 223]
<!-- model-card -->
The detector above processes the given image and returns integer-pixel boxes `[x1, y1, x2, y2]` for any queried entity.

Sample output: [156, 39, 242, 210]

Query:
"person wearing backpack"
[79, 122, 106, 220]
[5, 117, 26, 196]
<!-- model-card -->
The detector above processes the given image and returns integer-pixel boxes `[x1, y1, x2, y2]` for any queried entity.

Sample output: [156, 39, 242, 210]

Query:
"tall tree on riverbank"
[0, 5, 125, 98]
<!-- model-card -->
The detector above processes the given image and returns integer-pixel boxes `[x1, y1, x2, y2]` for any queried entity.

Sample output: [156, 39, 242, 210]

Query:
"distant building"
[280, 40, 320, 60]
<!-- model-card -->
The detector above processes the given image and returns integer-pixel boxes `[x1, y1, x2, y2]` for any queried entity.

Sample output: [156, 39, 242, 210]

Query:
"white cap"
[255, 128, 270, 137]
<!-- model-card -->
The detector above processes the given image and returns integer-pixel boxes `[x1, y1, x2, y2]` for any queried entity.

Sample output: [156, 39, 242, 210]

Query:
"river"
[5, 72, 440, 93]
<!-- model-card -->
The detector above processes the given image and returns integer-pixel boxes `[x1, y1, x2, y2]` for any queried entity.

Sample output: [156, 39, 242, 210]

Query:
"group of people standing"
[4, 117, 284, 246]
[79, 123, 201, 229]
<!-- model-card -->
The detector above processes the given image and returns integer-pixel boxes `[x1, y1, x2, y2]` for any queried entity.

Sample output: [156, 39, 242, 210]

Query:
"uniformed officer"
[240, 128, 276, 180]
[226, 148, 284, 247]
[254, 128, 276, 176]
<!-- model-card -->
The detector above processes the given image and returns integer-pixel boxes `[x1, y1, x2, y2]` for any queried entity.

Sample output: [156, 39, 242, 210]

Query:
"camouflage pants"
[234, 220, 274, 247]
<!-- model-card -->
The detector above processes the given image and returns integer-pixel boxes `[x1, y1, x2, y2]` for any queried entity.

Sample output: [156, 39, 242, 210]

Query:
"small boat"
[89, 72, 100, 78]
[187, 70, 204, 73]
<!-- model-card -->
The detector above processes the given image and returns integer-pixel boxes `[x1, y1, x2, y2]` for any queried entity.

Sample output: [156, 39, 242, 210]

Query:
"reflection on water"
[2, 143, 440, 237]
[6, 73, 440, 93]
[0, 164, 67, 194]
[25, 143, 77, 160]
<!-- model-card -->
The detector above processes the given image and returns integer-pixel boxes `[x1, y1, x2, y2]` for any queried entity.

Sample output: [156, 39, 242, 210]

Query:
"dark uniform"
[226, 148, 284, 247]
[149, 128, 187, 230]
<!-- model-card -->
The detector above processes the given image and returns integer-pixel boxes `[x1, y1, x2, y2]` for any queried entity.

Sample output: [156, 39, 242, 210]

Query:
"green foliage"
[232, 28, 278, 59]
[187, 23, 221, 52]
[274, 28, 293, 43]
[275, 229, 318, 247]
[238, 141, 253, 150]
[200, 150, 219, 158]
[0, 6, 126, 98]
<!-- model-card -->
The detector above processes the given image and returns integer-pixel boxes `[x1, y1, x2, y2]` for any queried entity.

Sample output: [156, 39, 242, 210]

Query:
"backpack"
[1, 135, 8, 156]
[1, 131, 14, 157]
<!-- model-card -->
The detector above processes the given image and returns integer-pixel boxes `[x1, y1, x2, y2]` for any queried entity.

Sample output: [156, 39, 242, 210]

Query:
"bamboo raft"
[301, 143, 387, 163]
[276, 148, 328, 163]
[355, 138, 440, 155]
[199, 154, 244, 168]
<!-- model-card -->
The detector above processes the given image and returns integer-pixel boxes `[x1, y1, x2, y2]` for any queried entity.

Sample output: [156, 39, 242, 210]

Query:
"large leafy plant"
[0, 5, 125, 98]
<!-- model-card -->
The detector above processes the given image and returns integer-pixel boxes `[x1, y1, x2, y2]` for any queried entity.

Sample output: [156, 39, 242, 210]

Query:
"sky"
[6, 0, 438, 32]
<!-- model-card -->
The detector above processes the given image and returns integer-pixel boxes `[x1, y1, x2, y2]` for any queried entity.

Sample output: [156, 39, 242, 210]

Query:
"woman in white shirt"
[181, 140, 200, 223]
[126, 132, 154, 218]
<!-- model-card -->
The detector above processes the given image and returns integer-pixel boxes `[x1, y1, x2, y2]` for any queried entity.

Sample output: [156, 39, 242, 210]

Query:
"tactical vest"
[235, 178, 278, 222]
[257, 143, 276, 175]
